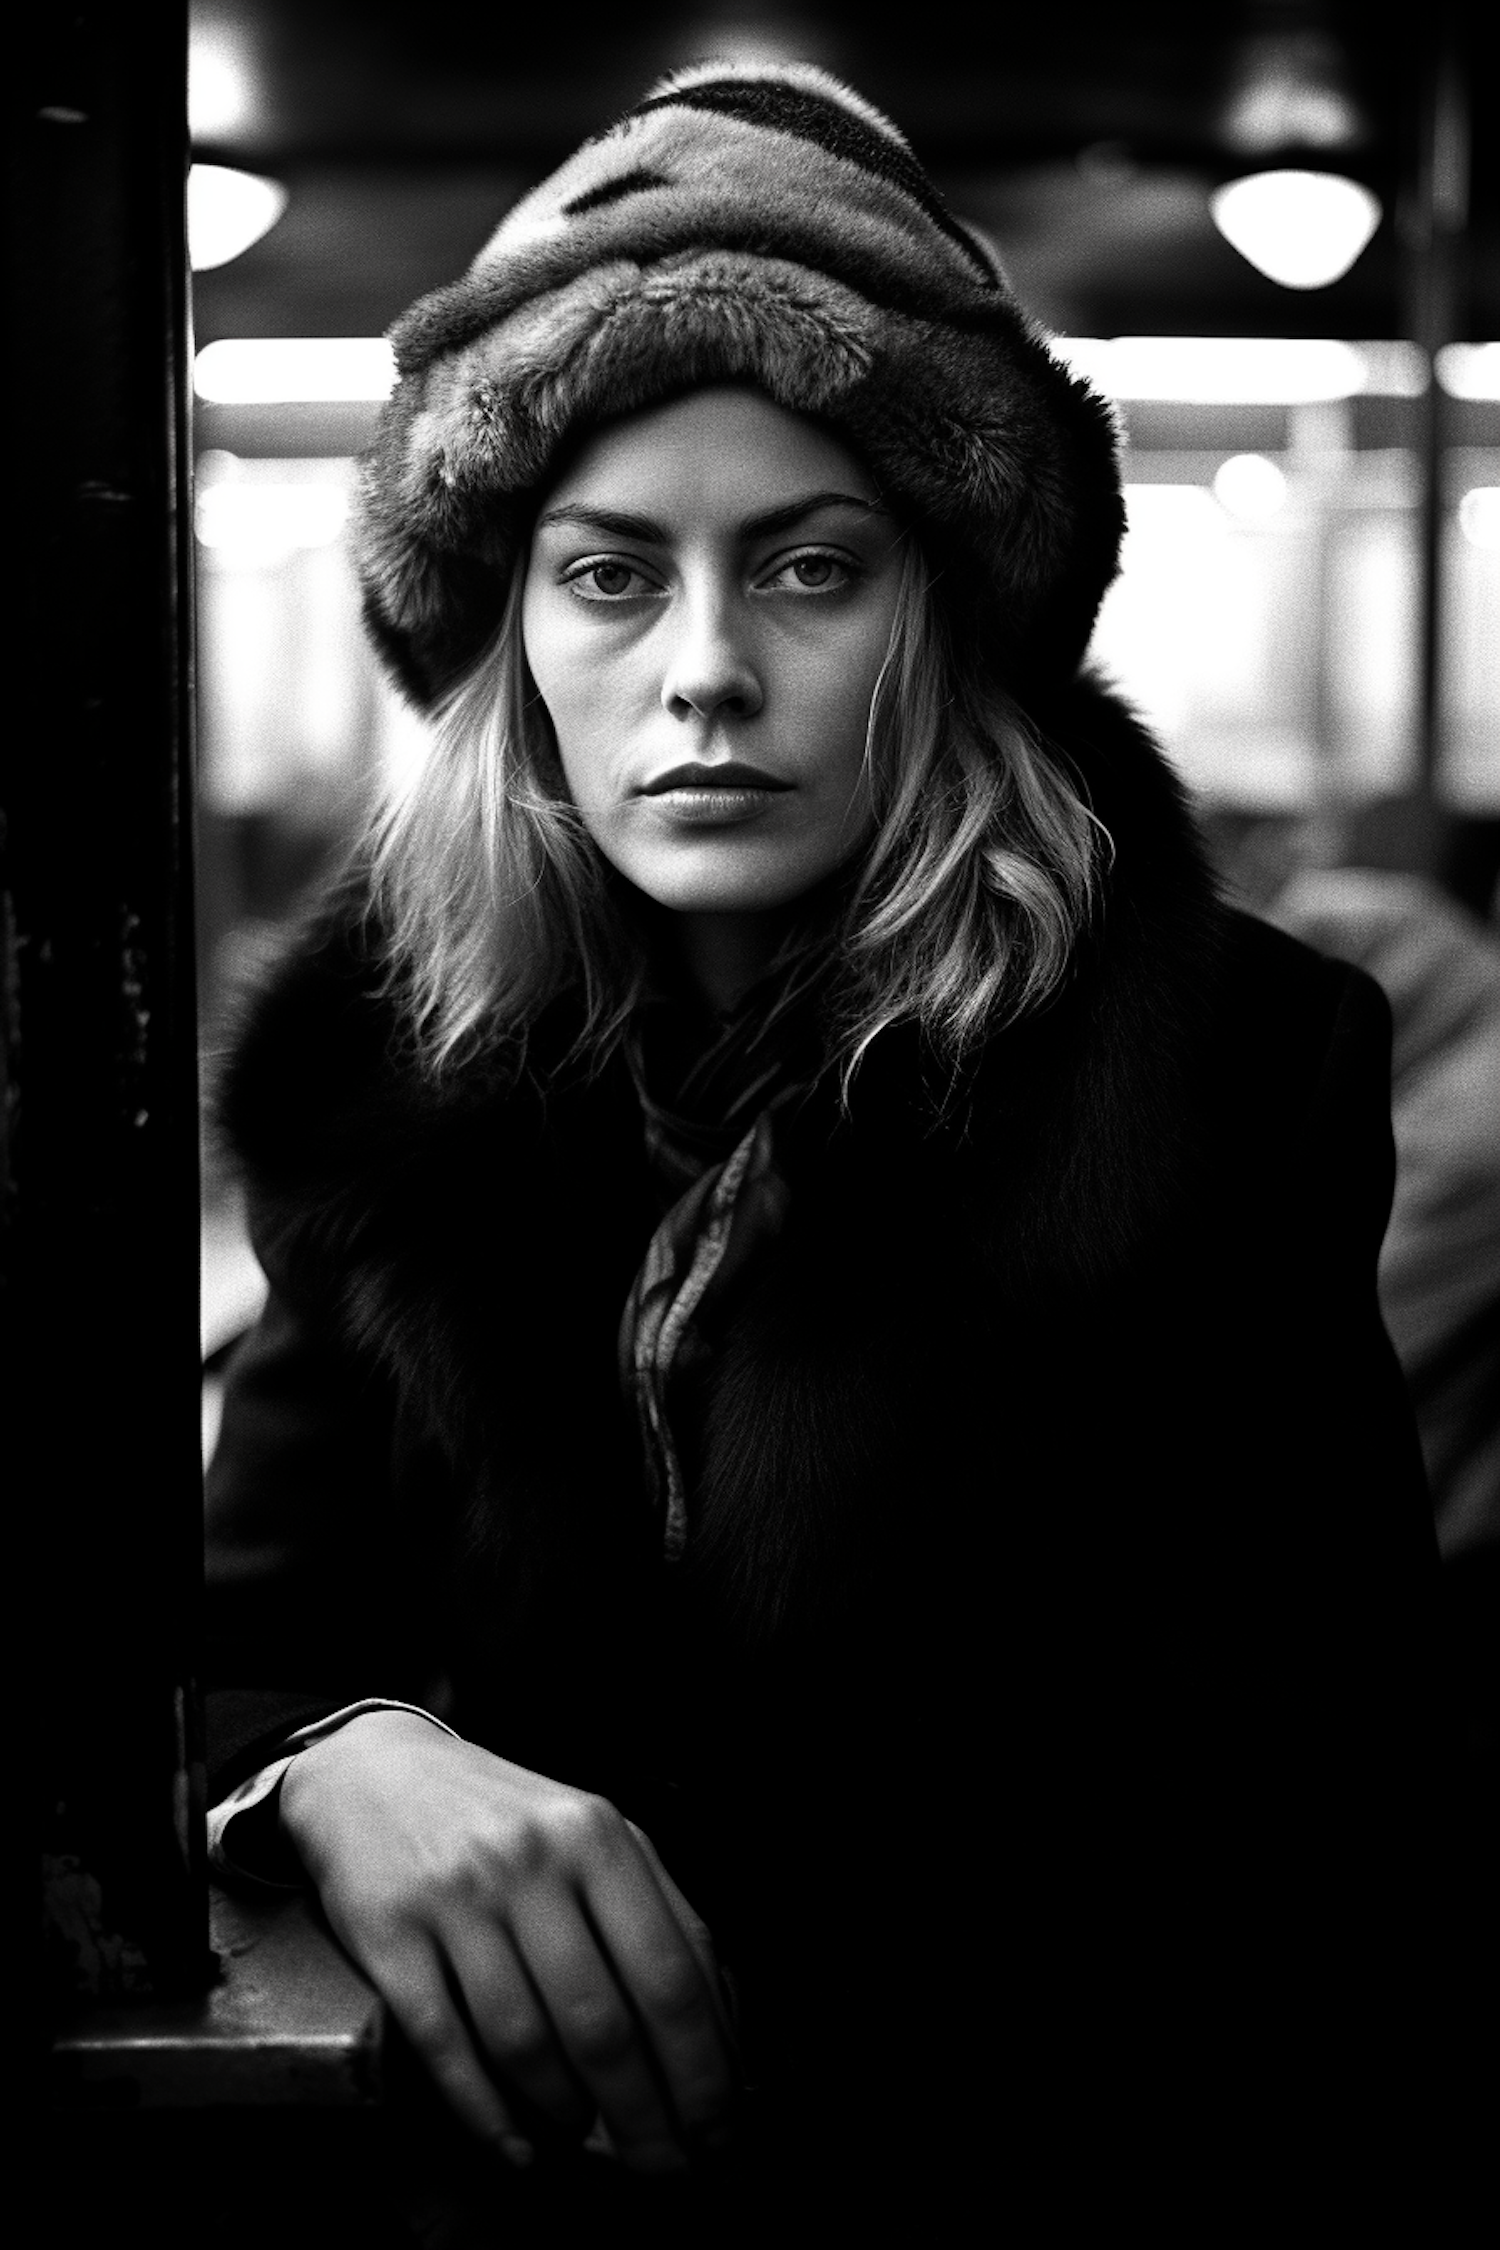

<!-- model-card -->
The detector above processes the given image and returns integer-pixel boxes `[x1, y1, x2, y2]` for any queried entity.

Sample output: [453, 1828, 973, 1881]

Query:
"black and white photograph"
[22, 3, 1497, 2240]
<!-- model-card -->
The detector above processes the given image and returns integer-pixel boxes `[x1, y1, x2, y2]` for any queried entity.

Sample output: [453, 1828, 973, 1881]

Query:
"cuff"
[208, 1697, 460, 1888]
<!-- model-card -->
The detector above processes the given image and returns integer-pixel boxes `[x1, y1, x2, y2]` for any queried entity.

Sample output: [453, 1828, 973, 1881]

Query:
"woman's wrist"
[278, 1707, 450, 1860]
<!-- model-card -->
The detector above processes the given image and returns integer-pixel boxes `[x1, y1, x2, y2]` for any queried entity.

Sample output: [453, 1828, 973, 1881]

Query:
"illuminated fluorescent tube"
[194, 338, 397, 404]
[1052, 336, 1367, 404]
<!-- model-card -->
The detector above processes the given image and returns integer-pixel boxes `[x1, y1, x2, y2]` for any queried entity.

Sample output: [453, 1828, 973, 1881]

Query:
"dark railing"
[12, 3, 207, 2012]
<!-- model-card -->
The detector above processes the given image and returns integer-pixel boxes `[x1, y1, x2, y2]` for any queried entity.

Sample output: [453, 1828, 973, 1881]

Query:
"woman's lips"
[645, 786, 787, 826]
[639, 761, 791, 795]
[638, 762, 792, 826]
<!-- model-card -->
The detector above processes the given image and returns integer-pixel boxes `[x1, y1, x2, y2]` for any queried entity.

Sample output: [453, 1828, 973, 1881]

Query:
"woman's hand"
[277, 1710, 738, 2173]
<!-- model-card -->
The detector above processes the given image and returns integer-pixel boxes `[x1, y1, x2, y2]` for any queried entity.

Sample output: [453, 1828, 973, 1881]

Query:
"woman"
[205, 61, 1443, 2224]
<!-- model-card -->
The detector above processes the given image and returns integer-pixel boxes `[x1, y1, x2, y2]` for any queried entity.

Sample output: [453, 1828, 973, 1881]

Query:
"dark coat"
[205, 676, 1444, 2194]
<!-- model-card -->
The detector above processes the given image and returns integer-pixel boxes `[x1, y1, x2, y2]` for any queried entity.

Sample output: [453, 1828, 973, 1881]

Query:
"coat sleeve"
[1266, 957, 1437, 1592]
[1240, 958, 1472, 2082]
[1200, 954, 1440, 1717]
[202, 1208, 444, 1801]
[1157, 947, 1456, 2017]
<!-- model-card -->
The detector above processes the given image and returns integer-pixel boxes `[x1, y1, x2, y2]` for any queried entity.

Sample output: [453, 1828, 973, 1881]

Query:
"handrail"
[50, 1886, 386, 2109]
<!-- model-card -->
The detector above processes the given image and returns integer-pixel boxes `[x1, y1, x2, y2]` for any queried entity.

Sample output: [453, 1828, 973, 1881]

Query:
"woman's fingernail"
[500, 2135, 535, 2168]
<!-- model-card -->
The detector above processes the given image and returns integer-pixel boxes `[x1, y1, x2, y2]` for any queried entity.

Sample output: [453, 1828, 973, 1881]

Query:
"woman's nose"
[660, 590, 763, 720]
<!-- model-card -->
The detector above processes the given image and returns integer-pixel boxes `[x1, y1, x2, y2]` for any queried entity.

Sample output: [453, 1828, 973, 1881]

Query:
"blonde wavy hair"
[366, 539, 1108, 1092]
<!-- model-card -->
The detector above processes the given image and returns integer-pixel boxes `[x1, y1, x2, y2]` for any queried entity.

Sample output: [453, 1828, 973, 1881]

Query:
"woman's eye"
[762, 550, 856, 594]
[563, 559, 655, 601]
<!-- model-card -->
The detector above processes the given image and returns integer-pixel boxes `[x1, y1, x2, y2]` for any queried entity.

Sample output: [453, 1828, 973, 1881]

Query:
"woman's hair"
[365, 537, 1108, 1093]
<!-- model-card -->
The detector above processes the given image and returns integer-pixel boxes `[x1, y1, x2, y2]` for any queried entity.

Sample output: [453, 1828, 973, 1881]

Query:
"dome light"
[1213, 454, 1288, 523]
[1211, 170, 1381, 291]
[188, 165, 287, 272]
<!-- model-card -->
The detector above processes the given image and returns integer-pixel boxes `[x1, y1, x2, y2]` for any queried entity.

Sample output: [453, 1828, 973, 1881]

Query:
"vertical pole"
[1405, 9, 1470, 803]
[5, 6, 208, 2005]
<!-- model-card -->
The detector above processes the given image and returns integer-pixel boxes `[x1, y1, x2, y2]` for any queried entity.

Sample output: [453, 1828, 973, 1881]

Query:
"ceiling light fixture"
[188, 166, 288, 272]
[1211, 170, 1381, 291]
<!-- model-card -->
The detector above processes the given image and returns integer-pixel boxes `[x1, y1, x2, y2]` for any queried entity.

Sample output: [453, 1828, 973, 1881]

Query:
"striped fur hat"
[355, 61, 1125, 709]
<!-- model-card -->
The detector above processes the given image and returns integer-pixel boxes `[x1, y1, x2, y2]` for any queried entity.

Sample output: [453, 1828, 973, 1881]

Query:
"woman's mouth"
[638, 762, 792, 825]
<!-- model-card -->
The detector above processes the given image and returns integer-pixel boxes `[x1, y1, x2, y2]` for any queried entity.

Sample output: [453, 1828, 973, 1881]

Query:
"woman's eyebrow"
[532, 492, 887, 542]
[740, 491, 888, 538]
[533, 504, 667, 541]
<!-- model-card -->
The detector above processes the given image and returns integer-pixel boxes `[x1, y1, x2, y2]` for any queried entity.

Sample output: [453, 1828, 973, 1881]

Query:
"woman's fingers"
[277, 1720, 738, 2167]
[594, 1900, 737, 2150]
[440, 1915, 594, 2137]
[359, 1926, 538, 2167]
[511, 1874, 699, 2172]
[624, 1818, 741, 2053]
[589, 1862, 737, 2144]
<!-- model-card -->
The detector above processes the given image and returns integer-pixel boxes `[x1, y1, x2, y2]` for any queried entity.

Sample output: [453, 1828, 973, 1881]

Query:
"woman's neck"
[672, 910, 793, 1015]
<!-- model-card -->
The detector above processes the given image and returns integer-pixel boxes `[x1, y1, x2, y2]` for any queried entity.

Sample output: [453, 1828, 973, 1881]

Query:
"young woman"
[205, 61, 1444, 2225]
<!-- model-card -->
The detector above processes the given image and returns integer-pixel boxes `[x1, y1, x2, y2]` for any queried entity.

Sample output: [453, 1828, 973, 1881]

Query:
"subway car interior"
[19, 1, 1497, 2236]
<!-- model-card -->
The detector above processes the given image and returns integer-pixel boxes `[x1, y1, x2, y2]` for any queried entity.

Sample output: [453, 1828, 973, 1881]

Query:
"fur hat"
[354, 61, 1125, 710]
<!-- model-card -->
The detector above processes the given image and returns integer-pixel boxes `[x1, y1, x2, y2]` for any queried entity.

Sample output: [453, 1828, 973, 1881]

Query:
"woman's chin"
[619, 864, 836, 923]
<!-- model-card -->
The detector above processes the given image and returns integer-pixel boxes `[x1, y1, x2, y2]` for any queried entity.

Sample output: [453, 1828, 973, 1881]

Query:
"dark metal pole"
[5, 6, 209, 2008]
[1405, 9, 1471, 802]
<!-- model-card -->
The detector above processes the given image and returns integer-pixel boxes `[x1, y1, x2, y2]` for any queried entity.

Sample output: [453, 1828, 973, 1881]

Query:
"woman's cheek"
[554, 725, 614, 825]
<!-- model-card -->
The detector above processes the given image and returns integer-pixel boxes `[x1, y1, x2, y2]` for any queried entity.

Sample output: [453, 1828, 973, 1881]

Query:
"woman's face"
[522, 386, 904, 926]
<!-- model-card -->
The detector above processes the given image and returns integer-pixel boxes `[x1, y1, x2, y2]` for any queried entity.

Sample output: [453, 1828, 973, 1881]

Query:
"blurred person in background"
[1210, 807, 1500, 1767]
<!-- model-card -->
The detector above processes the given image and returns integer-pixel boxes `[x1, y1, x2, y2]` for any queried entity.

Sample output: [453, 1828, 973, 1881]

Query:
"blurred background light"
[691, 22, 806, 68]
[1211, 170, 1382, 290]
[1359, 342, 1428, 396]
[1121, 485, 1227, 534]
[1213, 453, 1289, 522]
[188, 165, 287, 271]
[196, 479, 350, 565]
[1056, 335, 1367, 403]
[1221, 30, 1366, 154]
[1458, 489, 1500, 550]
[1439, 343, 1500, 400]
[194, 338, 397, 403]
[188, 15, 260, 142]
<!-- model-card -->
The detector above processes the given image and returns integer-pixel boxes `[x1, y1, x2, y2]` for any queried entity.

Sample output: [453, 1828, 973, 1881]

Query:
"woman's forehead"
[537, 385, 882, 526]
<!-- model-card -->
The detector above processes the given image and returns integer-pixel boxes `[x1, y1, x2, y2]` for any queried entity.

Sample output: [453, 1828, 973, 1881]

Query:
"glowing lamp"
[1211, 170, 1381, 291]
[189, 165, 287, 272]
[1213, 454, 1289, 523]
